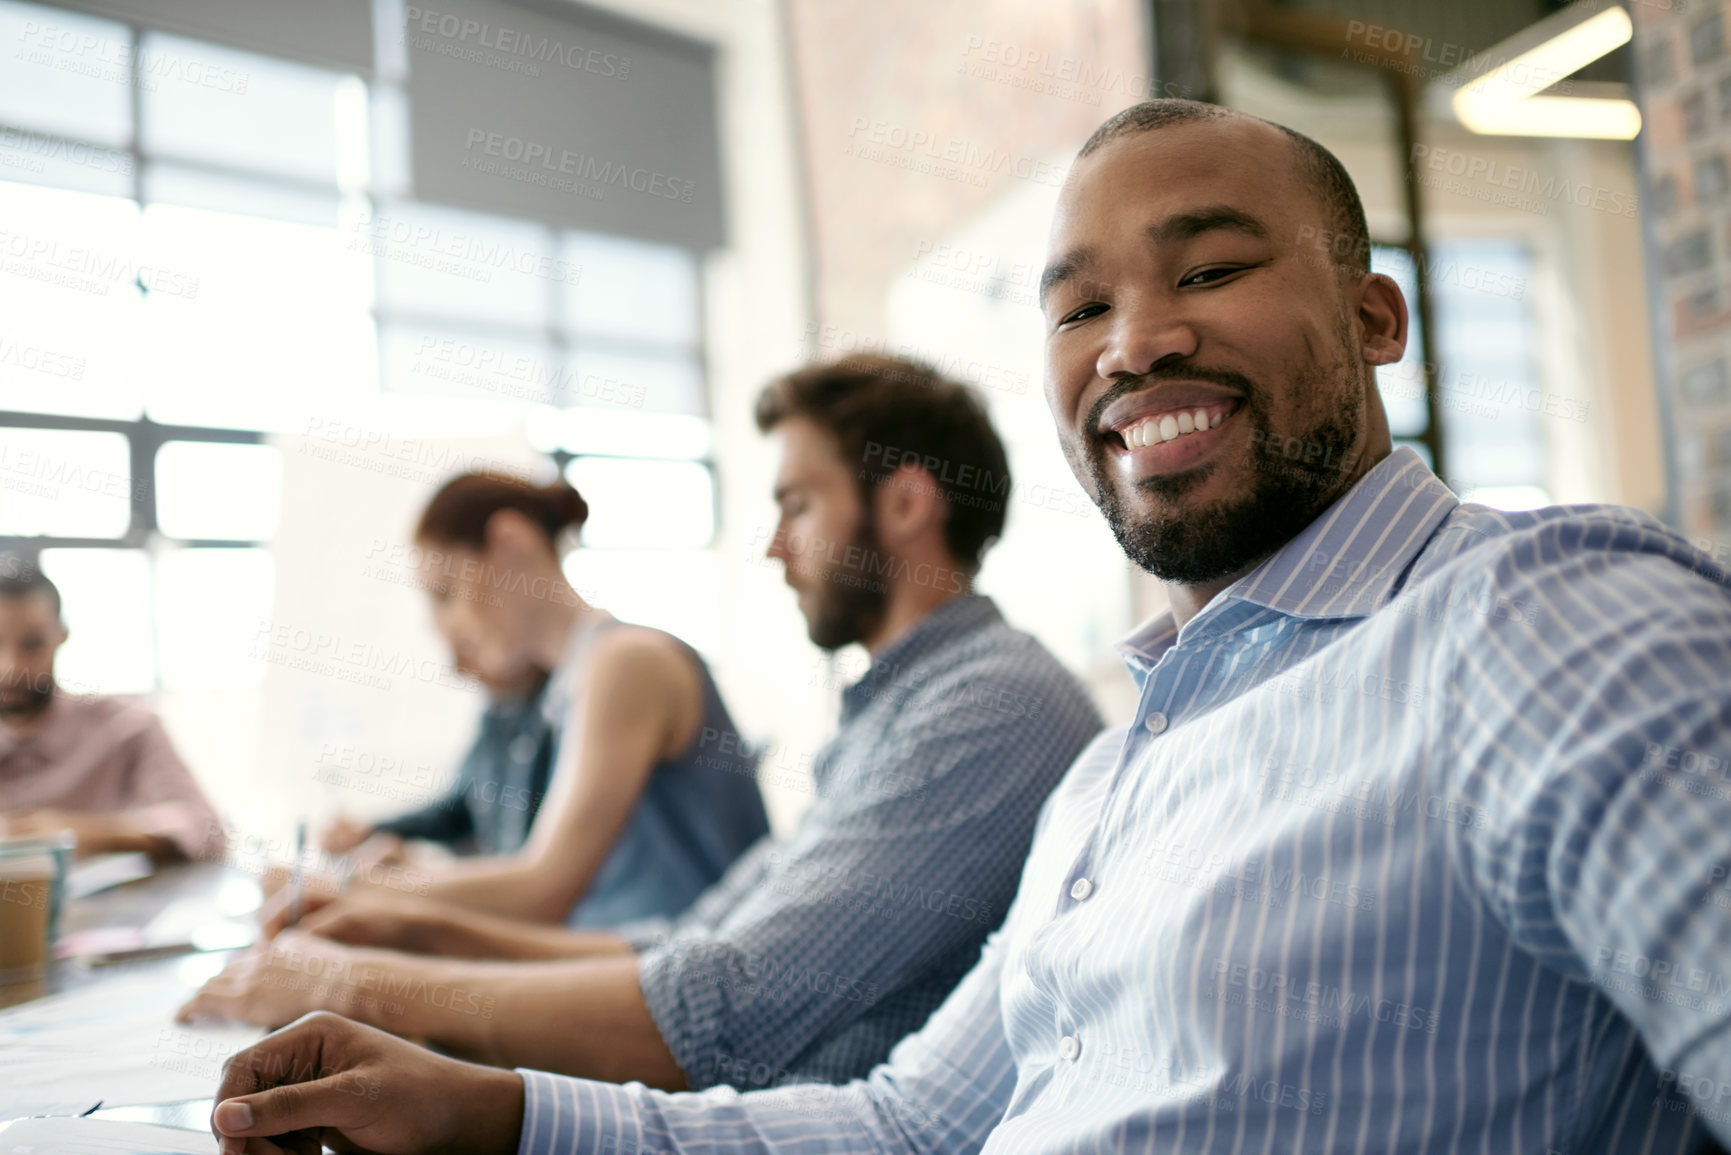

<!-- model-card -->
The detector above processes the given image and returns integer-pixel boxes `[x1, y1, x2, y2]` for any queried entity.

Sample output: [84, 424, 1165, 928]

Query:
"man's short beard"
[0, 674, 54, 720]
[804, 510, 890, 652]
[1083, 326, 1365, 586]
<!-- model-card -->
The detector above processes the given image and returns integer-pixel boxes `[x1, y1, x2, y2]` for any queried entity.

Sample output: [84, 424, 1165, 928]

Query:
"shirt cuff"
[515, 1068, 646, 1155]
[635, 938, 732, 1089]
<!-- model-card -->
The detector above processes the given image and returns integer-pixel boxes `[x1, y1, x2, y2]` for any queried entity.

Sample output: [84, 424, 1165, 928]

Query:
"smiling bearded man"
[203, 100, 1731, 1155]
[1041, 99, 1396, 603]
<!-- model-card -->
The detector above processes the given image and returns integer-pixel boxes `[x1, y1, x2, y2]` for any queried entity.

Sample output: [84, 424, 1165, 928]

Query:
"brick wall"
[1633, 0, 1731, 553]
[783, 0, 1152, 338]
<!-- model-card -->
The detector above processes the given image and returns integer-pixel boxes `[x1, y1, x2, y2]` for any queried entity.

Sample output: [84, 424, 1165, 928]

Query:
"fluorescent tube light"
[1447, 6, 1640, 140]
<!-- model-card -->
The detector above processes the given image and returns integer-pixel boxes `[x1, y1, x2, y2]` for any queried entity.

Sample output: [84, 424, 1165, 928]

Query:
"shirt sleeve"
[633, 657, 1097, 1088]
[1446, 528, 1731, 1142]
[517, 910, 1019, 1155]
[123, 713, 225, 860]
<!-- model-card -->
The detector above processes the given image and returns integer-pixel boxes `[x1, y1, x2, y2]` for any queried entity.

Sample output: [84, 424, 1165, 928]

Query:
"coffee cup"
[0, 833, 74, 983]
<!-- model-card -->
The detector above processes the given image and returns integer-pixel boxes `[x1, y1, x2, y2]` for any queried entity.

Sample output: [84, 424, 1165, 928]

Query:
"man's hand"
[0, 808, 65, 838]
[177, 931, 368, 1029]
[296, 891, 465, 954]
[210, 1011, 523, 1155]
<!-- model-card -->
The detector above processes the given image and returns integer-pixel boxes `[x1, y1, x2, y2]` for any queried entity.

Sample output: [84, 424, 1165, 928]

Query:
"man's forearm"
[321, 950, 505, 1053]
[482, 955, 687, 1088]
[47, 812, 181, 861]
[334, 951, 685, 1089]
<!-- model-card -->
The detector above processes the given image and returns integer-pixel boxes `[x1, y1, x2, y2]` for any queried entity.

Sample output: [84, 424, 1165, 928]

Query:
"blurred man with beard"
[178, 357, 1102, 1097]
[210, 99, 1731, 1155]
[0, 555, 222, 861]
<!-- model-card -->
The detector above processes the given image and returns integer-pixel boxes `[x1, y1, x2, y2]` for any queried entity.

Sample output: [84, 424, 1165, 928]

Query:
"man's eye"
[1181, 266, 1244, 287]
[1059, 303, 1107, 326]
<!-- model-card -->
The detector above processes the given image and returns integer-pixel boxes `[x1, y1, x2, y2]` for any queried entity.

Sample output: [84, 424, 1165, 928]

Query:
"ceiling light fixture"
[1446, 5, 1640, 139]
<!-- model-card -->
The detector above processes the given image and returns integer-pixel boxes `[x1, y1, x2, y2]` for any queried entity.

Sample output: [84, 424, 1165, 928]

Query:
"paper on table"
[65, 853, 156, 900]
[0, 972, 261, 1119]
[0, 1117, 216, 1154]
[55, 910, 256, 964]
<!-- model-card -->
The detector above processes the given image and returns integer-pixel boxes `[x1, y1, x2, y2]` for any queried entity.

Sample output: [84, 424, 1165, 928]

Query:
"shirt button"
[1144, 711, 1169, 734]
[1070, 877, 1093, 901]
[1058, 1035, 1080, 1061]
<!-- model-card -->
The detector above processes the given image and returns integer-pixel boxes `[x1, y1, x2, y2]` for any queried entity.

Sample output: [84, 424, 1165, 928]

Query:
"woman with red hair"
[275, 469, 769, 932]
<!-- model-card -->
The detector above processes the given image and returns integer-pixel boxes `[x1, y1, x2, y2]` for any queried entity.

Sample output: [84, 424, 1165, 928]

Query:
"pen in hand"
[288, 820, 306, 929]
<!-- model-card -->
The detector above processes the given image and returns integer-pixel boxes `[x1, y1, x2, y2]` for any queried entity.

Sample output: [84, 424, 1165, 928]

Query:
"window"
[1426, 239, 1551, 510]
[1372, 240, 1552, 510]
[0, 0, 718, 690]
[1371, 245, 1435, 464]
[365, 19, 715, 560]
[0, 428, 133, 538]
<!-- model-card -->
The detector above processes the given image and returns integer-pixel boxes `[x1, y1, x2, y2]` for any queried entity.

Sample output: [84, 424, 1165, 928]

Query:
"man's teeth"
[1123, 407, 1227, 449]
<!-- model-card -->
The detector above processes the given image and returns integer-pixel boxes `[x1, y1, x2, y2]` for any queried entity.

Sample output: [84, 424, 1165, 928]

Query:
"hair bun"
[416, 471, 589, 550]
[544, 481, 589, 533]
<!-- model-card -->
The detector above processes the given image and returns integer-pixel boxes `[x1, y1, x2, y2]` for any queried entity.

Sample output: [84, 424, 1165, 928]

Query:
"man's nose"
[1095, 297, 1200, 382]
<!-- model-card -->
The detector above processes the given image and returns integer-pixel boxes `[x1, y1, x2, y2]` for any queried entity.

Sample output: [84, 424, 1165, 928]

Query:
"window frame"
[0, 2, 723, 693]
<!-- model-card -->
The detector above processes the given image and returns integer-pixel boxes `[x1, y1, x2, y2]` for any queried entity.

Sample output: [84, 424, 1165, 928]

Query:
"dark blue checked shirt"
[612, 593, 1102, 1090]
[516, 448, 1731, 1154]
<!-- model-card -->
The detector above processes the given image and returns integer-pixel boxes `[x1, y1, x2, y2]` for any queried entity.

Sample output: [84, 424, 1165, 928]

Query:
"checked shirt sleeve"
[635, 652, 1099, 1089]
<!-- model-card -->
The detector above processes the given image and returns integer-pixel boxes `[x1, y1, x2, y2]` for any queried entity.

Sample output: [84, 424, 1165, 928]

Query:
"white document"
[0, 972, 261, 1119]
[0, 1117, 216, 1154]
[65, 853, 156, 900]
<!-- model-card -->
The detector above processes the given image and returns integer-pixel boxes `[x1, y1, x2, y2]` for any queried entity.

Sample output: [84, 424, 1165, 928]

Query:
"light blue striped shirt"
[515, 448, 1731, 1154]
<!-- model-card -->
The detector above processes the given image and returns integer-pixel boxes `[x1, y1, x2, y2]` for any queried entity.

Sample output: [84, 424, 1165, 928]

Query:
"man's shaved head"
[1079, 100, 1371, 279]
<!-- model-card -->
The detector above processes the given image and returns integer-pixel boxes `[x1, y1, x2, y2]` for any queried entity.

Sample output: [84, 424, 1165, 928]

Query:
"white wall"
[883, 166, 1142, 723]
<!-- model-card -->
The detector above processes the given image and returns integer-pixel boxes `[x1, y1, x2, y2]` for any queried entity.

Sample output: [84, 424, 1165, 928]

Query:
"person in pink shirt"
[0, 555, 222, 862]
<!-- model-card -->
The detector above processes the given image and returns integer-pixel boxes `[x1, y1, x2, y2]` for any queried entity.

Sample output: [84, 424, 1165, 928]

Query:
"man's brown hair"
[754, 354, 1011, 573]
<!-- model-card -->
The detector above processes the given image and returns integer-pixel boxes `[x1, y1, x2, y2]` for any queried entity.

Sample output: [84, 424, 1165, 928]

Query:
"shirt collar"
[1117, 448, 1458, 672]
[841, 594, 1002, 714]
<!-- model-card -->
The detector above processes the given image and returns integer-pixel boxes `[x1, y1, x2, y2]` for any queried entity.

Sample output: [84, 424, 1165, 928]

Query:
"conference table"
[0, 861, 260, 1134]
[15, 862, 1723, 1154]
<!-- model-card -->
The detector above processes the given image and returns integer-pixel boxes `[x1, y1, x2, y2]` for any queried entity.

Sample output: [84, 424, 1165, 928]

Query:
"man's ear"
[872, 463, 946, 547]
[1356, 272, 1408, 367]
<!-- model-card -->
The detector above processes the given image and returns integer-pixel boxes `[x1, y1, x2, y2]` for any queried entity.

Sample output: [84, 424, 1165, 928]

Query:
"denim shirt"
[547, 615, 770, 928]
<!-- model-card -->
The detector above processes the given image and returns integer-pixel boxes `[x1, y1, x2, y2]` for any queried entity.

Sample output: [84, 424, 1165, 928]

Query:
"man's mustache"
[1084, 364, 1262, 445]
